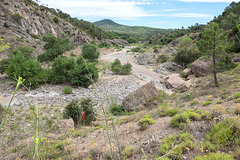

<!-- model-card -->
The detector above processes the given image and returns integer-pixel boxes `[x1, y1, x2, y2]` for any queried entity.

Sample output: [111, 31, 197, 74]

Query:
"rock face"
[155, 62, 183, 76]
[164, 74, 191, 92]
[122, 81, 159, 112]
[104, 39, 129, 46]
[137, 53, 157, 66]
[191, 59, 211, 77]
[51, 118, 74, 134]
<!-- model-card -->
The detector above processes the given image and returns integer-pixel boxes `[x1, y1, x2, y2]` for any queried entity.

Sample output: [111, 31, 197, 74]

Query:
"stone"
[187, 74, 196, 80]
[122, 81, 159, 112]
[155, 62, 183, 75]
[183, 68, 191, 77]
[191, 59, 211, 77]
[51, 118, 74, 134]
[137, 53, 156, 65]
[232, 56, 240, 62]
[164, 74, 191, 92]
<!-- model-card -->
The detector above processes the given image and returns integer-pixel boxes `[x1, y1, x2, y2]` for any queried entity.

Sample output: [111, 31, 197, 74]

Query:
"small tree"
[12, 45, 34, 59]
[111, 59, 132, 75]
[197, 22, 228, 87]
[82, 44, 100, 61]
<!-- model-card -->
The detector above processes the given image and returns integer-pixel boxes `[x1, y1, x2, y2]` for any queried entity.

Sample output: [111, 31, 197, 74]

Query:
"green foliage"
[194, 152, 234, 160]
[62, 86, 72, 94]
[82, 44, 100, 61]
[12, 45, 34, 59]
[216, 100, 223, 104]
[111, 59, 132, 75]
[0, 39, 10, 52]
[0, 104, 4, 123]
[63, 100, 81, 125]
[53, 17, 59, 24]
[122, 146, 134, 158]
[6, 53, 46, 87]
[98, 42, 110, 48]
[138, 115, 155, 130]
[157, 102, 169, 117]
[48, 56, 98, 87]
[166, 108, 179, 117]
[157, 54, 168, 63]
[110, 104, 125, 116]
[0, 58, 10, 74]
[206, 118, 240, 146]
[234, 98, 240, 103]
[24, 0, 33, 5]
[80, 98, 97, 126]
[202, 101, 212, 106]
[11, 13, 23, 24]
[156, 132, 194, 160]
[37, 34, 73, 62]
[3, 22, 9, 28]
[233, 92, 240, 99]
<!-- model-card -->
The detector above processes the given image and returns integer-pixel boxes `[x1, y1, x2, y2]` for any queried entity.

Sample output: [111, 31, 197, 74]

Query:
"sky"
[38, 0, 240, 29]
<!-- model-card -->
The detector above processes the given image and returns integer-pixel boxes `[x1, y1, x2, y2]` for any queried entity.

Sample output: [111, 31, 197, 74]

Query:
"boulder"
[137, 53, 156, 66]
[51, 118, 74, 134]
[155, 62, 183, 75]
[191, 59, 211, 77]
[187, 74, 196, 80]
[232, 56, 240, 62]
[183, 68, 191, 77]
[122, 81, 159, 112]
[164, 74, 191, 92]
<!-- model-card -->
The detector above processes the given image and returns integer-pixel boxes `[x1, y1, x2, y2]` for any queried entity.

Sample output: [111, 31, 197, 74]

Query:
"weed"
[122, 146, 134, 158]
[202, 101, 212, 106]
[216, 100, 223, 104]
[166, 108, 179, 117]
[62, 86, 73, 94]
[138, 115, 155, 130]
[233, 92, 240, 99]
[194, 152, 234, 160]
[234, 104, 240, 115]
[234, 98, 240, 103]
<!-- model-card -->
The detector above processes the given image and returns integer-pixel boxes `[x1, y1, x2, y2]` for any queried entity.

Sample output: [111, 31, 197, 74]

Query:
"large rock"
[51, 118, 74, 134]
[191, 59, 211, 77]
[137, 53, 157, 66]
[122, 81, 159, 112]
[155, 62, 183, 76]
[164, 74, 191, 92]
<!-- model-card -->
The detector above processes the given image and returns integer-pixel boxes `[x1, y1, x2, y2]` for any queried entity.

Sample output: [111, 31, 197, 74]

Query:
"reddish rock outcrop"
[164, 74, 191, 92]
[191, 59, 211, 77]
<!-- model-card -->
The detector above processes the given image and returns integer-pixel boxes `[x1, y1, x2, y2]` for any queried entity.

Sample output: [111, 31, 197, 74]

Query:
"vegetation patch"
[111, 59, 132, 75]
[138, 115, 155, 130]
[110, 103, 125, 116]
[166, 108, 179, 117]
[62, 86, 73, 94]
[202, 101, 212, 106]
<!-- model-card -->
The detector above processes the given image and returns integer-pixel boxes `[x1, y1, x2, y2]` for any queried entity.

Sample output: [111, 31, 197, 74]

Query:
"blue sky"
[38, 0, 239, 29]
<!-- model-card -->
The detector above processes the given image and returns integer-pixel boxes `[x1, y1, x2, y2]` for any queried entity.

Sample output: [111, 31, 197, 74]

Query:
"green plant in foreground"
[62, 86, 73, 94]
[166, 108, 179, 117]
[0, 76, 23, 129]
[138, 115, 155, 130]
[110, 103, 125, 116]
[194, 152, 234, 160]
[233, 92, 240, 99]
[202, 101, 212, 106]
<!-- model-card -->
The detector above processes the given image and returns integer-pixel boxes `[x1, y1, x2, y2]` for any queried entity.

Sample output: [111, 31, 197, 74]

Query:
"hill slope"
[94, 19, 170, 38]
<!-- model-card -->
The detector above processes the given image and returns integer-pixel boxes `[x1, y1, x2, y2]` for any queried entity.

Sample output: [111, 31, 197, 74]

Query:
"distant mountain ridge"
[94, 19, 170, 39]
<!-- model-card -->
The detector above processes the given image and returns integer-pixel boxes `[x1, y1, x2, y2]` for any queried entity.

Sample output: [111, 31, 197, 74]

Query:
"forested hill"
[94, 19, 171, 40]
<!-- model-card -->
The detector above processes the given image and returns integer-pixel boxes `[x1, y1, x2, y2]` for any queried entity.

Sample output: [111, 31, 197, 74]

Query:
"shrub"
[53, 17, 59, 24]
[122, 146, 134, 158]
[138, 115, 155, 130]
[62, 86, 72, 94]
[157, 132, 194, 160]
[194, 152, 234, 160]
[166, 108, 179, 117]
[130, 47, 141, 52]
[3, 22, 9, 28]
[80, 98, 97, 126]
[11, 14, 23, 24]
[0, 58, 10, 74]
[37, 34, 73, 62]
[216, 100, 223, 104]
[63, 100, 81, 125]
[82, 44, 100, 62]
[234, 104, 240, 115]
[233, 92, 240, 99]
[157, 54, 168, 63]
[111, 59, 132, 75]
[202, 101, 212, 106]
[6, 53, 46, 87]
[206, 118, 240, 146]
[12, 45, 34, 59]
[157, 102, 169, 117]
[110, 103, 125, 116]
[234, 98, 240, 103]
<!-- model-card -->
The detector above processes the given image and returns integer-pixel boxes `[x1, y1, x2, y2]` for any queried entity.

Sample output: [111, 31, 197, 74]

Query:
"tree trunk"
[213, 36, 218, 87]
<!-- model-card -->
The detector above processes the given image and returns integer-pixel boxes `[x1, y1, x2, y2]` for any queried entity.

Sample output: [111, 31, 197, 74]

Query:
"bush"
[111, 59, 132, 75]
[202, 101, 212, 106]
[11, 14, 23, 24]
[62, 86, 72, 94]
[12, 46, 34, 59]
[206, 118, 240, 146]
[53, 17, 59, 24]
[0, 58, 10, 74]
[194, 152, 234, 160]
[157, 54, 168, 63]
[63, 100, 81, 125]
[82, 44, 100, 61]
[80, 98, 97, 126]
[3, 22, 9, 28]
[138, 115, 155, 130]
[156, 132, 194, 160]
[233, 92, 240, 99]
[110, 104, 125, 116]
[6, 53, 46, 87]
[166, 108, 179, 117]
[37, 34, 73, 62]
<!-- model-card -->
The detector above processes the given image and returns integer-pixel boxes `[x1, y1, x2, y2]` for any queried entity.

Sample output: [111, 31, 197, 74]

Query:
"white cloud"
[178, 0, 240, 2]
[171, 13, 213, 18]
[38, 0, 157, 19]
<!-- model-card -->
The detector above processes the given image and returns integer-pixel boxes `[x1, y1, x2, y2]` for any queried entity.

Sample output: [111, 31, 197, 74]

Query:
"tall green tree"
[197, 22, 228, 87]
